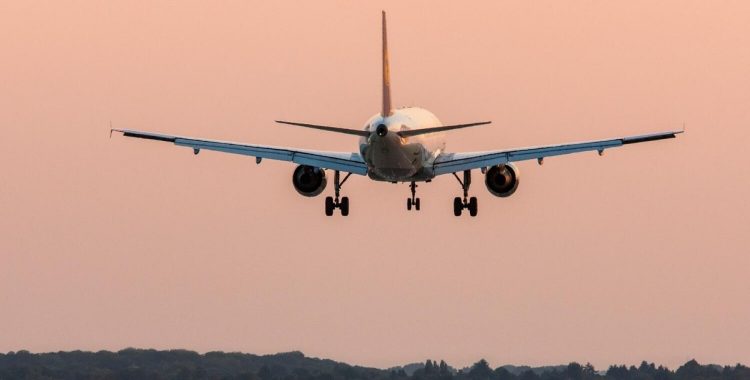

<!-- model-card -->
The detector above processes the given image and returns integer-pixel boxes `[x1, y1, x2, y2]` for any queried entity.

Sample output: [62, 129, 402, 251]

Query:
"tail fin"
[381, 11, 392, 117]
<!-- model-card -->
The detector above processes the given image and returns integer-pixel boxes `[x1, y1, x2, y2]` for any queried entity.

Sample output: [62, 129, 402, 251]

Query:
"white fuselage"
[358, 107, 446, 182]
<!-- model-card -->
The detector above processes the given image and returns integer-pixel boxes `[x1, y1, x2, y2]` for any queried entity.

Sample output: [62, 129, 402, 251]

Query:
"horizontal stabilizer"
[275, 120, 370, 137]
[397, 121, 491, 138]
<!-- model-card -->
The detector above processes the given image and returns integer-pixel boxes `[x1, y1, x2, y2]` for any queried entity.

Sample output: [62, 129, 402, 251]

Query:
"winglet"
[381, 11, 392, 117]
[110, 122, 127, 138]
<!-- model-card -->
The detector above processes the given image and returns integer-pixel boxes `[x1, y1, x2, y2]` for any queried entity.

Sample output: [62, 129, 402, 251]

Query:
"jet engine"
[484, 164, 520, 197]
[292, 165, 327, 197]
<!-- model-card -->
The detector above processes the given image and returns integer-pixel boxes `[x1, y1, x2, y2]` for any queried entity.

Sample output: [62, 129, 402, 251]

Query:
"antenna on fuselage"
[381, 11, 393, 117]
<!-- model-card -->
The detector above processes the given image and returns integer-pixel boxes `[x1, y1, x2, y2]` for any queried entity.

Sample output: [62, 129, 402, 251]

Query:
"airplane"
[112, 11, 681, 217]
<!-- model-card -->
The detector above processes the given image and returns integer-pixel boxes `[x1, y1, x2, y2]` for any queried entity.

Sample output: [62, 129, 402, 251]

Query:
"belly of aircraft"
[364, 141, 429, 182]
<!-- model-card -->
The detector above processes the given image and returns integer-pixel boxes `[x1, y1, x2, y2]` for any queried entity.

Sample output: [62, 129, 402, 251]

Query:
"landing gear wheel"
[407, 181, 420, 212]
[453, 197, 463, 216]
[340, 197, 349, 216]
[468, 196, 478, 217]
[325, 196, 335, 216]
[452, 170, 477, 217]
[323, 170, 352, 216]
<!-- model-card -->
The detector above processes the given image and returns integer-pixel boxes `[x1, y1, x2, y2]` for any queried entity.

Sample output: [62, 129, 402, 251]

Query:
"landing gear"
[325, 171, 351, 216]
[406, 181, 421, 211]
[452, 170, 478, 217]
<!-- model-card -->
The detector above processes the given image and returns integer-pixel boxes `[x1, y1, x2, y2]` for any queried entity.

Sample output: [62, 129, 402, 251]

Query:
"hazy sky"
[1, 0, 749, 370]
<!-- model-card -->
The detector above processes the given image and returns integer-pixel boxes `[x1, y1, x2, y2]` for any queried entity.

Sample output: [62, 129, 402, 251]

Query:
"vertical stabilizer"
[381, 11, 393, 117]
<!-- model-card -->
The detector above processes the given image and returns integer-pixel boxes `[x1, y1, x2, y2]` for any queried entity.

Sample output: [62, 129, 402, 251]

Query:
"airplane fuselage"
[359, 107, 446, 182]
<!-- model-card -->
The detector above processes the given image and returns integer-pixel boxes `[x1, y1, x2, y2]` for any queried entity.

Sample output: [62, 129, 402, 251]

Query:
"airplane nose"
[376, 124, 388, 137]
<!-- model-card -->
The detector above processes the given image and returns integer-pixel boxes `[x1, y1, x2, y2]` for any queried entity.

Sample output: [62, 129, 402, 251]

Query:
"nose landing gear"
[406, 181, 421, 211]
[452, 170, 478, 217]
[325, 171, 351, 216]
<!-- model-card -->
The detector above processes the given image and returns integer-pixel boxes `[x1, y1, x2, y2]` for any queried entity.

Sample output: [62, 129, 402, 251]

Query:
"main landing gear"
[325, 171, 350, 216]
[453, 170, 478, 217]
[406, 181, 421, 211]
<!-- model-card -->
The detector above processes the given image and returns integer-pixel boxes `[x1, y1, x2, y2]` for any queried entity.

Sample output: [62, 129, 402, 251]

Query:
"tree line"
[0, 349, 747, 380]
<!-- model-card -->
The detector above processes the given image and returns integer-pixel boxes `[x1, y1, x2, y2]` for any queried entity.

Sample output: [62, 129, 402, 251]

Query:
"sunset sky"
[1, 0, 749, 370]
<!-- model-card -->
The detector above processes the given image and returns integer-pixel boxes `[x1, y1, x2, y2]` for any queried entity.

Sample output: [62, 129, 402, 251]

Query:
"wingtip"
[109, 128, 124, 138]
[108, 121, 125, 138]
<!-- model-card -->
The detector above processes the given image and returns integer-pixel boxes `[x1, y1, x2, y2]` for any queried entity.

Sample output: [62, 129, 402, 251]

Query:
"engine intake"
[485, 164, 519, 197]
[292, 165, 327, 197]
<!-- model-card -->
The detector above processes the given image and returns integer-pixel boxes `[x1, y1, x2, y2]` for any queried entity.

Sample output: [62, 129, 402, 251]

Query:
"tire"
[415, 198, 420, 211]
[325, 196, 335, 216]
[469, 196, 478, 217]
[340, 197, 349, 216]
[407, 198, 412, 210]
[453, 197, 463, 216]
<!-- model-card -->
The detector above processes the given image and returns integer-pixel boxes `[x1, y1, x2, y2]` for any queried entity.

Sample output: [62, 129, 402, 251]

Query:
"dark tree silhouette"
[0, 351, 747, 380]
[469, 359, 494, 380]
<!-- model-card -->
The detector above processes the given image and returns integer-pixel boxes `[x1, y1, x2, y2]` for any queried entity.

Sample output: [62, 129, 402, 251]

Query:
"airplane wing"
[433, 130, 682, 175]
[111, 129, 368, 175]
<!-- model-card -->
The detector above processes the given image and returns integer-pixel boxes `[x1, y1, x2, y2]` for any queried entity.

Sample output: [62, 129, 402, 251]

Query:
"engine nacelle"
[485, 163, 520, 197]
[292, 165, 327, 197]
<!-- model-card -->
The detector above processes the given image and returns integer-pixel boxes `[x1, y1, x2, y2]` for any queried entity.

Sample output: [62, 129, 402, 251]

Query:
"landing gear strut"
[406, 181, 421, 211]
[325, 171, 350, 216]
[452, 170, 478, 217]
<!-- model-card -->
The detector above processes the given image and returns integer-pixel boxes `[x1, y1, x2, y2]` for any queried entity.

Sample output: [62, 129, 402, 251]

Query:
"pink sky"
[1, 0, 749, 370]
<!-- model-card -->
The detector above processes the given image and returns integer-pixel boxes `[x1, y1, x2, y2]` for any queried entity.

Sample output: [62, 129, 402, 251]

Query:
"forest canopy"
[0, 350, 747, 380]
